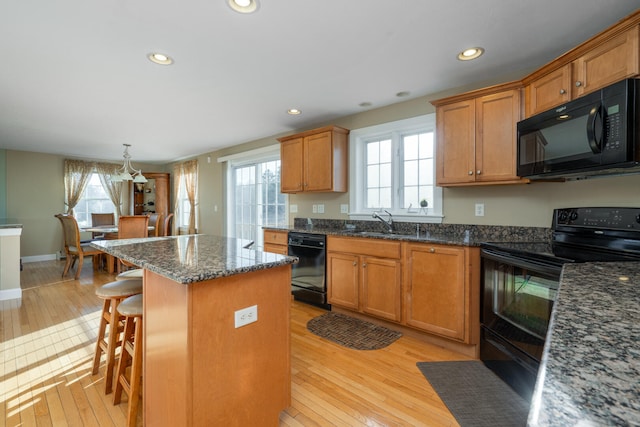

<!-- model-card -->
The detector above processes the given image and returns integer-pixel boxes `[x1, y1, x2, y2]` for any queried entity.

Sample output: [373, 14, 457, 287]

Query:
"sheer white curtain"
[95, 161, 124, 217]
[63, 159, 93, 215]
[173, 159, 198, 234]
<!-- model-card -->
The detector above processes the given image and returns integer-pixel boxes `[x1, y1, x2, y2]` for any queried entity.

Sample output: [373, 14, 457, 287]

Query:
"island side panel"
[144, 270, 192, 426]
[191, 265, 292, 426]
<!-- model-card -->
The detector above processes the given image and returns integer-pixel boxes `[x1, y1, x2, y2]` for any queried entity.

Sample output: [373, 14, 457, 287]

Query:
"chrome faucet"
[372, 210, 394, 233]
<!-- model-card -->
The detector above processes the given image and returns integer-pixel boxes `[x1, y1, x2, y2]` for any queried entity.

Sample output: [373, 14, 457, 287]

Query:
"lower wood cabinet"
[404, 243, 478, 342]
[327, 236, 480, 347]
[263, 229, 289, 255]
[327, 237, 402, 322]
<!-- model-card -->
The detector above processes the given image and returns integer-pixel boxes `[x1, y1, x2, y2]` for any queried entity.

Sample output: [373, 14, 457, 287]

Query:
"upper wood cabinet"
[433, 82, 527, 187]
[278, 125, 349, 193]
[525, 23, 640, 117]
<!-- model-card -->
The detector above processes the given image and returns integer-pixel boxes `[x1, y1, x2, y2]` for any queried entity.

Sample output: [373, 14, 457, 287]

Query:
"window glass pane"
[379, 139, 392, 162]
[367, 141, 379, 164]
[404, 134, 419, 160]
[367, 164, 379, 188]
[419, 132, 434, 158]
[404, 159, 418, 186]
[404, 187, 418, 209]
[379, 163, 392, 187]
[379, 188, 392, 208]
[367, 189, 379, 209]
[75, 173, 115, 228]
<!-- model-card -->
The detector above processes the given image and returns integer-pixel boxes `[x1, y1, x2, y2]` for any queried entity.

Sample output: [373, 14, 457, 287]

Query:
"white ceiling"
[0, 1, 638, 164]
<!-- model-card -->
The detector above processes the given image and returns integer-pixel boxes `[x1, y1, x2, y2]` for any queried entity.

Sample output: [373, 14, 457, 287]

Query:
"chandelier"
[111, 144, 147, 183]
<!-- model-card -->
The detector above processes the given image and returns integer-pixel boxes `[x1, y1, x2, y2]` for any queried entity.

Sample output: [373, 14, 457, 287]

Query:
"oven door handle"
[481, 248, 562, 276]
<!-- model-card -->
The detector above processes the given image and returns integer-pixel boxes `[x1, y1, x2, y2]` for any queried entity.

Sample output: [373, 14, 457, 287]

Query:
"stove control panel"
[554, 207, 640, 230]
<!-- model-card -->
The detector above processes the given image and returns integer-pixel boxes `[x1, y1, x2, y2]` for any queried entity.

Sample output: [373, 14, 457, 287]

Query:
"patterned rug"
[417, 361, 530, 427]
[306, 312, 402, 350]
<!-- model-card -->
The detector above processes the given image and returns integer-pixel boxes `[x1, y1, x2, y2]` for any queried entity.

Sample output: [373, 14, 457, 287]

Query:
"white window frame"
[219, 144, 288, 248]
[348, 114, 443, 223]
[74, 172, 116, 228]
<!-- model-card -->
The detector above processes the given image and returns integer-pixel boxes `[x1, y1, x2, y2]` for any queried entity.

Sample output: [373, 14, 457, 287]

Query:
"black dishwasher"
[288, 232, 329, 309]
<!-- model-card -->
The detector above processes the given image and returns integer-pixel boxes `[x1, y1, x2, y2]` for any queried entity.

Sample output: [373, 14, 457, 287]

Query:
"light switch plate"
[340, 204, 349, 214]
[290, 204, 298, 213]
[312, 205, 318, 213]
[475, 203, 485, 217]
[317, 204, 325, 214]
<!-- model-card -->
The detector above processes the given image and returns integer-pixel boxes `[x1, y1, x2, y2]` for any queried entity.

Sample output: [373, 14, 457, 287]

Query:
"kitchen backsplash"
[292, 218, 551, 242]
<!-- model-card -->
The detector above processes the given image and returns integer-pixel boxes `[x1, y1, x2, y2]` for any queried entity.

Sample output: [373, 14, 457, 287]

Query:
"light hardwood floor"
[3, 260, 469, 426]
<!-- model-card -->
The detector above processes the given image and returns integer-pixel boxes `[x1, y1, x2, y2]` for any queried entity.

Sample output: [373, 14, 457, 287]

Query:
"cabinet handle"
[363, 263, 367, 268]
[429, 248, 435, 253]
[468, 170, 473, 175]
[575, 81, 582, 87]
[559, 89, 567, 95]
[353, 261, 357, 267]
[476, 170, 481, 175]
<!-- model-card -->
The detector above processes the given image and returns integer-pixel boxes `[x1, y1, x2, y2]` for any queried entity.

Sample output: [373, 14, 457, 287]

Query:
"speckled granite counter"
[528, 262, 640, 426]
[91, 234, 297, 284]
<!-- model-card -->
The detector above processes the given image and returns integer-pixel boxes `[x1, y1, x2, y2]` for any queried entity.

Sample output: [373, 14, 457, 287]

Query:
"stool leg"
[104, 297, 122, 394]
[92, 299, 110, 375]
[113, 316, 135, 405]
[127, 317, 143, 427]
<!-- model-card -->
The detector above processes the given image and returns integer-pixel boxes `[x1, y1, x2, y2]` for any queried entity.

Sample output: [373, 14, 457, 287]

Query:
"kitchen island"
[92, 234, 297, 426]
[528, 262, 640, 426]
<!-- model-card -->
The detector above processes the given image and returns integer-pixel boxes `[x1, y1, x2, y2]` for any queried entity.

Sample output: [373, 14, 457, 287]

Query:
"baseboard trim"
[22, 254, 58, 263]
[0, 288, 22, 301]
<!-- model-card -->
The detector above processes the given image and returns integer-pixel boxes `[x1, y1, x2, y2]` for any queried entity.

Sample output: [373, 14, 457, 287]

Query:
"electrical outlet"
[340, 204, 349, 214]
[475, 203, 485, 217]
[290, 204, 298, 213]
[317, 204, 325, 214]
[312, 205, 318, 213]
[234, 305, 258, 328]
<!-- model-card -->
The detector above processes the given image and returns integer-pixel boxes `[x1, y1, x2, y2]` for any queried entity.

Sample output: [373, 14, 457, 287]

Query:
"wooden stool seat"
[92, 279, 143, 395]
[113, 294, 144, 427]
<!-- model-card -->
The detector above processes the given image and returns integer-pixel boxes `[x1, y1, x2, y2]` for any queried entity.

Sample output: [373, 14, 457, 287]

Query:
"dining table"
[82, 225, 157, 273]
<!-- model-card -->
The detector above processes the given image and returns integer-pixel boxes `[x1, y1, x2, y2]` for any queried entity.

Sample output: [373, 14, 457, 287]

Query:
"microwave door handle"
[586, 103, 604, 154]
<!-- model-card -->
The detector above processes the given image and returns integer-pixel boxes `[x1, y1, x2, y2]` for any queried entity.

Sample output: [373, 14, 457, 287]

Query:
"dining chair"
[117, 215, 149, 272]
[163, 213, 174, 237]
[91, 213, 116, 240]
[54, 214, 104, 279]
[147, 213, 163, 237]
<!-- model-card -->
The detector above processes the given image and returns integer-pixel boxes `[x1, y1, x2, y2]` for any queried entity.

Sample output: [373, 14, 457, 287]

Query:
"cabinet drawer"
[263, 243, 288, 255]
[328, 236, 401, 259]
[263, 230, 288, 246]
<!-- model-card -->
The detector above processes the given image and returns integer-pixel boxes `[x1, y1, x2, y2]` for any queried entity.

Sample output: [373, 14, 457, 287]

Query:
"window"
[74, 173, 115, 227]
[222, 145, 287, 249]
[176, 180, 192, 228]
[349, 114, 442, 222]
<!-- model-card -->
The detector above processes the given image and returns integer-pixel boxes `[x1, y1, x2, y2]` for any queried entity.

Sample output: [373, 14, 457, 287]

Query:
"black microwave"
[517, 78, 640, 179]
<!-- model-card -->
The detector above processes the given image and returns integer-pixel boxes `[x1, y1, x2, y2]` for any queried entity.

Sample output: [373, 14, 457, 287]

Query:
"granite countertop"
[528, 262, 640, 426]
[91, 234, 297, 284]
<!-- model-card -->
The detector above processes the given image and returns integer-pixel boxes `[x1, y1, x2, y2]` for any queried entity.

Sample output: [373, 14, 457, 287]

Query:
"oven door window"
[493, 264, 557, 340]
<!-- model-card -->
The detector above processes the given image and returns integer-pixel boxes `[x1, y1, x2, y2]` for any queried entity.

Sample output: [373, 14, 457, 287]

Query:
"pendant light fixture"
[111, 144, 147, 183]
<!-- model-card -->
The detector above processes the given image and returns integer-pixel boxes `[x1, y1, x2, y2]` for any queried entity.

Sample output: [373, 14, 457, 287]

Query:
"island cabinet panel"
[143, 266, 291, 426]
[263, 229, 289, 255]
[403, 243, 480, 344]
[278, 125, 349, 193]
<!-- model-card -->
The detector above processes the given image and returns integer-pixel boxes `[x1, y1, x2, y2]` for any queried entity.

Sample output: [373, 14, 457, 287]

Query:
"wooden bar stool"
[113, 294, 143, 427]
[92, 279, 143, 395]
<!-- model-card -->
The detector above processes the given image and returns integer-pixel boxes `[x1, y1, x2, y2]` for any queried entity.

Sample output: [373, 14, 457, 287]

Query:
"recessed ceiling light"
[396, 91, 410, 98]
[228, 0, 258, 13]
[287, 109, 302, 115]
[148, 52, 173, 65]
[457, 47, 484, 61]
[359, 102, 372, 108]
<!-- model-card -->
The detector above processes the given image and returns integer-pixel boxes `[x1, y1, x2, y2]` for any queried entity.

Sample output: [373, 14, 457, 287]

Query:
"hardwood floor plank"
[2, 260, 469, 426]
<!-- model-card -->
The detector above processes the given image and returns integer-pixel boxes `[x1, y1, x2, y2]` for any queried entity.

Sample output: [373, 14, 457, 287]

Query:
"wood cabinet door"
[327, 252, 359, 310]
[153, 174, 170, 219]
[574, 26, 640, 98]
[304, 131, 333, 192]
[280, 138, 304, 193]
[404, 244, 466, 341]
[361, 256, 402, 322]
[525, 65, 572, 117]
[436, 100, 476, 185]
[475, 89, 523, 183]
